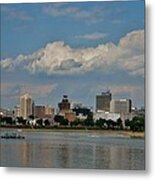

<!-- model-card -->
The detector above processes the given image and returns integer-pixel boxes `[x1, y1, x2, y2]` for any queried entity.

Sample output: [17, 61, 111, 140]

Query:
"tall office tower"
[110, 99, 132, 113]
[96, 90, 112, 112]
[20, 93, 32, 119]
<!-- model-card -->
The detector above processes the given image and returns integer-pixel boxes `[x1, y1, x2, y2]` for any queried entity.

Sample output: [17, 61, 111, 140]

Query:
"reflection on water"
[0, 130, 145, 169]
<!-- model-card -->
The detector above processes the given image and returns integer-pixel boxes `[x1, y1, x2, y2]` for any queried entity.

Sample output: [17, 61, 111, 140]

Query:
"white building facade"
[93, 111, 121, 122]
[110, 99, 132, 113]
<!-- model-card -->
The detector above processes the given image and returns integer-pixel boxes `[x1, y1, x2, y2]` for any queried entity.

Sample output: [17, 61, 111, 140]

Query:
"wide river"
[0, 129, 145, 170]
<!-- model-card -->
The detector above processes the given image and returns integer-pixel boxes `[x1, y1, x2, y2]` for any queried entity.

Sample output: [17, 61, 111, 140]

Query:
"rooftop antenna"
[102, 87, 110, 93]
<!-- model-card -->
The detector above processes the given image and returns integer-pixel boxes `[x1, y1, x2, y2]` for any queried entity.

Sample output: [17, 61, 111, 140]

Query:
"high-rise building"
[58, 95, 71, 115]
[20, 93, 32, 119]
[58, 95, 77, 122]
[110, 99, 132, 113]
[96, 91, 112, 112]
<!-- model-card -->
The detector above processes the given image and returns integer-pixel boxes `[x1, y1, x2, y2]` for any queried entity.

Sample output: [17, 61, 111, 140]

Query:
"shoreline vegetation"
[0, 126, 144, 138]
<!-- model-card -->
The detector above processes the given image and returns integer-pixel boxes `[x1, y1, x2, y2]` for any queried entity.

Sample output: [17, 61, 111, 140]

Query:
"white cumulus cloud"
[1, 29, 144, 77]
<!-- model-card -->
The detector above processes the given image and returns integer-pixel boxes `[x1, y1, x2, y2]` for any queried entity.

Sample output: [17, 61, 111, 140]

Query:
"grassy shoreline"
[0, 126, 144, 138]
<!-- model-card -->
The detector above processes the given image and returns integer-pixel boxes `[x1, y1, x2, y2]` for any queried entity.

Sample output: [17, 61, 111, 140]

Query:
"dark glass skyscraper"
[96, 91, 112, 112]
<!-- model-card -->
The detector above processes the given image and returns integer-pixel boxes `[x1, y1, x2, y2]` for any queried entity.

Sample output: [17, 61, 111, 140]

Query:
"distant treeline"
[0, 115, 145, 132]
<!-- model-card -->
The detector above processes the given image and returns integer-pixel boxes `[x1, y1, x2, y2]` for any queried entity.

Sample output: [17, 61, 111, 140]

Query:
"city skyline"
[3, 91, 136, 113]
[1, 1, 145, 109]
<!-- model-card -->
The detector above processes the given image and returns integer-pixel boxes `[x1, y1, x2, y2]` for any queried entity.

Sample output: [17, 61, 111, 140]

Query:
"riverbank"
[0, 127, 144, 138]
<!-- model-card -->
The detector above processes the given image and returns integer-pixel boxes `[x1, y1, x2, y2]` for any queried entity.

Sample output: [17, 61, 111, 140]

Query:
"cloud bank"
[1, 29, 144, 77]
[76, 32, 107, 40]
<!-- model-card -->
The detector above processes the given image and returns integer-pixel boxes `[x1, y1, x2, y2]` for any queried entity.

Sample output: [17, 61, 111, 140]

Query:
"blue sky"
[1, 1, 145, 110]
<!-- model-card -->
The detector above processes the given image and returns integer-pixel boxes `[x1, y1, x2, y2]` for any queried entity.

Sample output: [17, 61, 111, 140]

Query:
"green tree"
[125, 119, 130, 130]
[36, 119, 43, 126]
[1, 117, 13, 125]
[95, 118, 106, 128]
[16, 117, 27, 125]
[130, 117, 145, 131]
[116, 118, 123, 130]
[44, 119, 50, 126]
[70, 118, 82, 127]
[28, 114, 35, 120]
[61, 119, 69, 126]
[83, 115, 94, 127]
[54, 115, 68, 126]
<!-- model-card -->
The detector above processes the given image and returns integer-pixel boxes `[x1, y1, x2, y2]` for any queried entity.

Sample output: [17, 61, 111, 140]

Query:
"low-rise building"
[94, 111, 121, 122]
[65, 111, 76, 122]
[110, 99, 132, 113]
[34, 105, 54, 119]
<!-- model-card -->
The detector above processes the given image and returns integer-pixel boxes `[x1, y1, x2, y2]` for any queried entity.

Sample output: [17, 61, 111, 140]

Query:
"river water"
[0, 129, 145, 170]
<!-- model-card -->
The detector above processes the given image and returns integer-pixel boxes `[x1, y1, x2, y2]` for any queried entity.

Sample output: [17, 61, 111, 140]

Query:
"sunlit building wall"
[20, 93, 32, 119]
